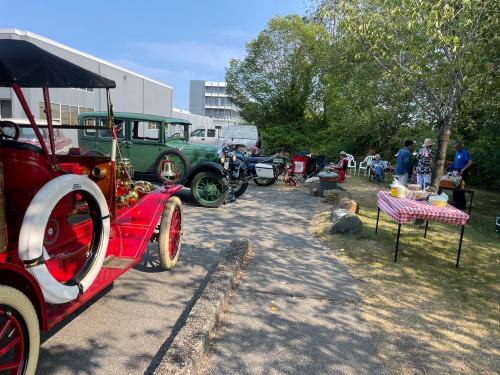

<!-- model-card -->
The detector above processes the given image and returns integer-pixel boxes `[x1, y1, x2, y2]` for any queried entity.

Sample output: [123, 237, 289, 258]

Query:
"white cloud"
[126, 41, 246, 70]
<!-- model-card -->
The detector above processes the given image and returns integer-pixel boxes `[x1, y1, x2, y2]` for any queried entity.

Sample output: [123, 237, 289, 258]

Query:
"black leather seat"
[246, 156, 273, 164]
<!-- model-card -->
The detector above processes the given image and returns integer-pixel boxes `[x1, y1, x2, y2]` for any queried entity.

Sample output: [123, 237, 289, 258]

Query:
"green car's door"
[78, 115, 99, 153]
[95, 118, 126, 156]
[128, 119, 165, 173]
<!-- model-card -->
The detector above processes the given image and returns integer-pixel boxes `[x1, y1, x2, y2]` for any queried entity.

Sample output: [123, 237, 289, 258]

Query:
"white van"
[190, 125, 259, 150]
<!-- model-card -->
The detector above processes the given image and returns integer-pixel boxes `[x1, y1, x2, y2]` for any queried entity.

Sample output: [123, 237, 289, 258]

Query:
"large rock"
[332, 197, 360, 215]
[323, 189, 352, 203]
[330, 209, 363, 239]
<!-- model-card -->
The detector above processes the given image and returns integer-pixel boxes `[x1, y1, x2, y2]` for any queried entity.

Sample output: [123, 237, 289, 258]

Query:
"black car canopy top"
[0, 39, 116, 88]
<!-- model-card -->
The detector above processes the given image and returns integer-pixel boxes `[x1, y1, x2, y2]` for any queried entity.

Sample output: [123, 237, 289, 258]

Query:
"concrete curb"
[154, 239, 249, 375]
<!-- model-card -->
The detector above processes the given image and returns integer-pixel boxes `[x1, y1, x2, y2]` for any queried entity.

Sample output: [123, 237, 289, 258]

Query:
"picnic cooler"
[309, 182, 320, 196]
[255, 163, 274, 179]
[318, 171, 339, 197]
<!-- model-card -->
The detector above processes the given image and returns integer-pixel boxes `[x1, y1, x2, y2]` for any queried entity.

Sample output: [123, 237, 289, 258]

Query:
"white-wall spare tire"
[18, 174, 110, 304]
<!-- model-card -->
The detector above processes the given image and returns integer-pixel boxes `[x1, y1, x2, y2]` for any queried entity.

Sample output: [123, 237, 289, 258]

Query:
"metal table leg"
[424, 220, 429, 238]
[394, 223, 401, 262]
[468, 191, 474, 217]
[375, 207, 380, 234]
[456, 225, 465, 268]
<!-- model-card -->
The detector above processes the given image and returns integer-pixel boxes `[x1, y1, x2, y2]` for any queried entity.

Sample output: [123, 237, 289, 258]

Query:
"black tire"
[0, 285, 40, 375]
[158, 196, 183, 270]
[233, 181, 248, 197]
[191, 171, 229, 208]
[155, 149, 191, 182]
[254, 178, 275, 186]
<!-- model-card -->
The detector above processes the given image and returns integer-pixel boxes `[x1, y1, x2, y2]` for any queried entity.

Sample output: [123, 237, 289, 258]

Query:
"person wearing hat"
[331, 151, 347, 170]
[416, 138, 435, 189]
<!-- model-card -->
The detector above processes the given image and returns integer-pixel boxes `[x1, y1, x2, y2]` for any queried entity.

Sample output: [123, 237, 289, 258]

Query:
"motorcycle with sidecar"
[0, 39, 184, 374]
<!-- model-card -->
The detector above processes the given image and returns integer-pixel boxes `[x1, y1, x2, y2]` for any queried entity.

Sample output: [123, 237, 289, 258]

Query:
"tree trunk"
[431, 116, 454, 189]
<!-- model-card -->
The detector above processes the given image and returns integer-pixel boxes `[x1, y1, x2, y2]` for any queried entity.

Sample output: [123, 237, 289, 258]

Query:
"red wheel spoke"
[0, 316, 12, 340]
[0, 361, 21, 371]
[0, 336, 20, 357]
[168, 207, 181, 259]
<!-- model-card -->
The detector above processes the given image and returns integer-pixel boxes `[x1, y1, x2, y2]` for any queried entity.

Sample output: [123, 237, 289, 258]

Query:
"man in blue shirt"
[452, 141, 473, 209]
[395, 140, 414, 185]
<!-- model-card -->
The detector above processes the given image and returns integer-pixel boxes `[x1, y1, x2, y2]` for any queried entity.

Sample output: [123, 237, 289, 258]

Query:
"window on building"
[79, 107, 95, 115]
[70, 106, 78, 125]
[61, 105, 70, 125]
[0, 100, 12, 118]
[131, 121, 160, 141]
[148, 122, 158, 130]
[219, 87, 226, 94]
[205, 86, 212, 94]
[207, 129, 216, 137]
[39, 102, 62, 123]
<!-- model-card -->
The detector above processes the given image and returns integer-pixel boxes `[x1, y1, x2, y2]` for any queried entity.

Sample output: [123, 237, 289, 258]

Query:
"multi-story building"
[189, 80, 240, 128]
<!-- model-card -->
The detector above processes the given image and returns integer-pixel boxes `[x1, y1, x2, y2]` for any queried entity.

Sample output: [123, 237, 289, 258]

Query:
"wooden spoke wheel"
[158, 196, 183, 270]
[0, 286, 39, 375]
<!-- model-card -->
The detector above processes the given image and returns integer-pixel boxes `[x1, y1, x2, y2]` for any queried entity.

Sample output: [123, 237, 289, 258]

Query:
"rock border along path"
[154, 239, 249, 375]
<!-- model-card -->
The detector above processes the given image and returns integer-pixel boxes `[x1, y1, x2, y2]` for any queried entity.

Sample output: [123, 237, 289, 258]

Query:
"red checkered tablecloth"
[377, 191, 469, 225]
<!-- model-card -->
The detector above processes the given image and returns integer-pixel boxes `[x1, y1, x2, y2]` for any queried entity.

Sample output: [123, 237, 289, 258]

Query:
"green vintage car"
[77, 112, 248, 207]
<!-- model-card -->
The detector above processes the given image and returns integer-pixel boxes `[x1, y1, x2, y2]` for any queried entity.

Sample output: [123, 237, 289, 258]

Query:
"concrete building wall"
[172, 108, 213, 135]
[189, 80, 205, 117]
[0, 29, 174, 146]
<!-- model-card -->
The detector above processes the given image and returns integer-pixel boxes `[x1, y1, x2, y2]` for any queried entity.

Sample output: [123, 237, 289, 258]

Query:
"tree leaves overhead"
[225, 15, 330, 151]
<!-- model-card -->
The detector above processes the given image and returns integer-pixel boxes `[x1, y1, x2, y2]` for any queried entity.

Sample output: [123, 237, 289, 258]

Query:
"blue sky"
[0, 0, 306, 110]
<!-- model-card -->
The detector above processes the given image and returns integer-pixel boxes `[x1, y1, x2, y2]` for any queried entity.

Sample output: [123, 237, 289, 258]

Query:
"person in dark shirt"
[304, 151, 316, 175]
[451, 141, 473, 209]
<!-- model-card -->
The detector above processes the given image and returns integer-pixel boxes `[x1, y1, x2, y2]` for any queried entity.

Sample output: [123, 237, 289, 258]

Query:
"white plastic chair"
[358, 155, 375, 176]
[345, 154, 356, 175]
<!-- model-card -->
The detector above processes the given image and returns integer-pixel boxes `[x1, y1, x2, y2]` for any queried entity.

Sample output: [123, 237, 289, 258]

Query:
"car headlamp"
[231, 152, 237, 162]
[220, 153, 226, 163]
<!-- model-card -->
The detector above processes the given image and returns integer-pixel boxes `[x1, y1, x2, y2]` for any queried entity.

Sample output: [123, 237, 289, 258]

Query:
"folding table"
[376, 191, 470, 268]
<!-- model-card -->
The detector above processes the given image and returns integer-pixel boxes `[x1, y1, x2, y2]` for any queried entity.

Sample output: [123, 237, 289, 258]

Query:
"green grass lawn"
[310, 174, 500, 375]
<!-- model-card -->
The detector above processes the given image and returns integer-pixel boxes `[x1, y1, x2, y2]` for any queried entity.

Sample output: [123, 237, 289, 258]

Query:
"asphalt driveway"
[36, 186, 323, 375]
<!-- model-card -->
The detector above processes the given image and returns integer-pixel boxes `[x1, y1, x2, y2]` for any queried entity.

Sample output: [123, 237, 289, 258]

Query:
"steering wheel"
[170, 133, 182, 138]
[0, 121, 20, 141]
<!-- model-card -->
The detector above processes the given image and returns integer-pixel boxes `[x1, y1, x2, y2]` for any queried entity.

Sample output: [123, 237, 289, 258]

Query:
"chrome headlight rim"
[220, 152, 226, 164]
[230, 151, 237, 162]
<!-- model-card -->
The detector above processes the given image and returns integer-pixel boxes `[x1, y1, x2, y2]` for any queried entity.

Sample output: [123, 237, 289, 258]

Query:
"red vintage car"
[0, 39, 183, 374]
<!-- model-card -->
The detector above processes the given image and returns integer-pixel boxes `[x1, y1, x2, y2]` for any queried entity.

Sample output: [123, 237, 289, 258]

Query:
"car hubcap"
[168, 207, 180, 260]
[195, 176, 224, 204]
[0, 307, 26, 374]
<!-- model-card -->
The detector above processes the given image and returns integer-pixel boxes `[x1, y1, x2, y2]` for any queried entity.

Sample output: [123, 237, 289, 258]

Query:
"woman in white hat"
[416, 138, 435, 189]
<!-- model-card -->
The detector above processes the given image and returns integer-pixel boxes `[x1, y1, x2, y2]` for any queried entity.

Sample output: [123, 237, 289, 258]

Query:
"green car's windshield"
[165, 123, 189, 140]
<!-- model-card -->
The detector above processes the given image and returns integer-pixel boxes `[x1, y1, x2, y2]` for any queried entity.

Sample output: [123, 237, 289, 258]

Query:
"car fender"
[0, 263, 48, 331]
[231, 159, 247, 181]
[180, 162, 227, 187]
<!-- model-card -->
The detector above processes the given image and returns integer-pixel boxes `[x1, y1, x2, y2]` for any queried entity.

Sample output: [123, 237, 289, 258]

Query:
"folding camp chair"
[283, 156, 308, 186]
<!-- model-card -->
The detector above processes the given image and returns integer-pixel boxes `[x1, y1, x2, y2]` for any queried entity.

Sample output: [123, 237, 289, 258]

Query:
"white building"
[189, 80, 240, 128]
[0, 29, 212, 145]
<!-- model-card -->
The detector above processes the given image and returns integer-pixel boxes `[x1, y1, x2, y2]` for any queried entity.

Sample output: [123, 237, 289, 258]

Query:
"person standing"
[452, 141, 473, 209]
[416, 138, 435, 190]
[394, 140, 414, 185]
